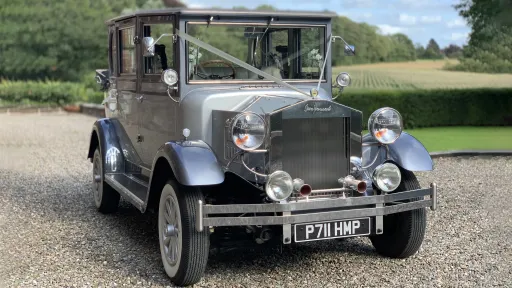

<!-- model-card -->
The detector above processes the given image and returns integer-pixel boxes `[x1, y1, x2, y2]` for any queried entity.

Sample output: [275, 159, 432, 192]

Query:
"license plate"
[294, 218, 371, 242]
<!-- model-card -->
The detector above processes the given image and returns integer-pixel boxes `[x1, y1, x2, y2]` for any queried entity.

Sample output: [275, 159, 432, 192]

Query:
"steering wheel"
[194, 60, 236, 80]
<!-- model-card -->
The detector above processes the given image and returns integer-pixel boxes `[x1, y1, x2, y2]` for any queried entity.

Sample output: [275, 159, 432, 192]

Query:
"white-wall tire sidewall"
[158, 183, 182, 278]
[92, 150, 103, 208]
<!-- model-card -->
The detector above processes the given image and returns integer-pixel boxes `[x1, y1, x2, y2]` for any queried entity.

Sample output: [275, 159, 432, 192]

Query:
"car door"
[137, 15, 181, 169]
[115, 17, 145, 168]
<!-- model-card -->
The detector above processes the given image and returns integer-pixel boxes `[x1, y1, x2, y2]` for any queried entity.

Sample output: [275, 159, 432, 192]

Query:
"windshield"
[186, 23, 326, 82]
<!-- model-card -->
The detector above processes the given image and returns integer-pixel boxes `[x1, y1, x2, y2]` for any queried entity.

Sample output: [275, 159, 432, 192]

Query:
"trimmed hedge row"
[1, 80, 511, 129]
[0, 80, 104, 105]
[336, 88, 512, 129]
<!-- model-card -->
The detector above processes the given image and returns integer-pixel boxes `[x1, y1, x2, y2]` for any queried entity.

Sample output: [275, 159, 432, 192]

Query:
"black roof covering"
[107, 8, 337, 23]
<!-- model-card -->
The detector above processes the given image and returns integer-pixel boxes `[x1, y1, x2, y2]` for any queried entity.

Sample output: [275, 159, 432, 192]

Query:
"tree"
[255, 5, 277, 11]
[162, 0, 186, 7]
[443, 44, 463, 59]
[415, 43, 426, 59]
[422, 39, 443, 59]
[453, 0, 512, 73]
[390, 33, 416, 61]
[0, 0, 116, 81]
[426, 39, 441, 54]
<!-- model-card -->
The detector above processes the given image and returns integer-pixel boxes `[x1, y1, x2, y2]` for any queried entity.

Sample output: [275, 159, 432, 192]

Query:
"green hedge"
[336, 88, 512, 129]
[0, 80, 104, 105]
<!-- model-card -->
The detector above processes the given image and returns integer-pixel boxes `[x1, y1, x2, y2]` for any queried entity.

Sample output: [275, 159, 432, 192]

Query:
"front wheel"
[158, 180, 209, 287]
[370, 170, 427, 258]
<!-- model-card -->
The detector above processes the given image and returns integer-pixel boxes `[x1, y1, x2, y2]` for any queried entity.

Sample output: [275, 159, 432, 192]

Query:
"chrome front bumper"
[197, 183, 437, 234]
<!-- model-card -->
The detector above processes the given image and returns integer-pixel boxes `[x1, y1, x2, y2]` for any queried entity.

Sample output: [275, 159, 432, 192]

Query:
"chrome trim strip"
[282, 212, 292, 244]
[104, 175, 144, 211]
[202, 200, 433, 226]
[375, 203, 384, 234]
[196, 200, 203, 232]
[187, 21, 327, 27]
[125, 174, 149, 188]
[362, 142, 381, 146]
[188, 80, 327, 84]
[202, 188, 431, 214]
[311, 188, 347, 193]
[430, 183, 437, 211]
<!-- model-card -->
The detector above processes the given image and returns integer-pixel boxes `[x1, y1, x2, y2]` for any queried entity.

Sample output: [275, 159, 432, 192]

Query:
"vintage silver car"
[90, 8, 437, 286]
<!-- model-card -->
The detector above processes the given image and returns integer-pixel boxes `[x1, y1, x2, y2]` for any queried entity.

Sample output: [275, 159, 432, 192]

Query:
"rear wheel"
[158, 180, 209, 286]
[370, 170, 426, 258]
[92, 148, 120, 213]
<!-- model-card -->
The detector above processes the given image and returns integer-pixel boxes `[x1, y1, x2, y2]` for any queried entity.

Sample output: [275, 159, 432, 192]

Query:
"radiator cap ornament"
[310, 88, 319, 98]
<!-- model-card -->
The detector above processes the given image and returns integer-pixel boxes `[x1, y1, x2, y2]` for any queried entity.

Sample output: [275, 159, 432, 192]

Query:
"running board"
[104, 173, 149, 212]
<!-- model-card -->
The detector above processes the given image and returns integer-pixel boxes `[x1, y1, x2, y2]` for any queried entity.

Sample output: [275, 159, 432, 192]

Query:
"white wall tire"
[92, 148, 119, 213]
[158, 181, 209, 286]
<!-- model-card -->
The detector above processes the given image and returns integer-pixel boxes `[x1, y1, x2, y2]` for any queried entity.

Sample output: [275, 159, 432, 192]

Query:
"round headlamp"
[161, 69, 178, 86]
[336, 72, 351, 87]
[265, 171, 293, 201]
[231, 112, 266, 151]
[368, 108, 403, 144]
[372, 163, 401, 192]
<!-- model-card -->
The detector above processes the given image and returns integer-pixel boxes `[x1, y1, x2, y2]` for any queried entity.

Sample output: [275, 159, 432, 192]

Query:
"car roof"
[107, 8, 337, 23]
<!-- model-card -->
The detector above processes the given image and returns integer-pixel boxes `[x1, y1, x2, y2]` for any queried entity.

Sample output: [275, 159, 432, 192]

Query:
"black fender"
[362, 132, 433, 172]
[150, 140, 225, 186]
[87, 118, 125, 173]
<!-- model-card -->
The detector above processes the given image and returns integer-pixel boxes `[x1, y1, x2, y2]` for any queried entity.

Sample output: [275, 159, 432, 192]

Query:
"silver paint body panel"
[362, 132, 434, 172]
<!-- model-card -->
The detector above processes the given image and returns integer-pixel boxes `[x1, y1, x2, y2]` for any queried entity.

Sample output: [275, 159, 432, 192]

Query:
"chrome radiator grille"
[274, 116, 350, 190]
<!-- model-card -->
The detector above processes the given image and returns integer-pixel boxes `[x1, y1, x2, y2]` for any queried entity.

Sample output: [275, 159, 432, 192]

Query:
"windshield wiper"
[176, 28, 310, 97]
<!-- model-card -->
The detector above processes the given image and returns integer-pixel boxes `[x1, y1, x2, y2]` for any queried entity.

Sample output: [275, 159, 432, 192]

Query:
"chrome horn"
[339, 175, 367, 194]
[293, 178, 312, 197]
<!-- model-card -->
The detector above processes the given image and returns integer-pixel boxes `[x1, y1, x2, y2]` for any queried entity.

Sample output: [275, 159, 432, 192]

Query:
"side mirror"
[344, 45, 355, 56]
[95, 69, 110, 91]
[142, 37, 155, 57]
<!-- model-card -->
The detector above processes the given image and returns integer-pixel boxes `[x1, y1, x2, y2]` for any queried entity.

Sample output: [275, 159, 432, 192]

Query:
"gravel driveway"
[0, 113, 510, 287]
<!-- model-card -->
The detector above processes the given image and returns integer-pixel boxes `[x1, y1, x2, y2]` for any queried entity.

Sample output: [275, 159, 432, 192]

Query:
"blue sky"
[184, 0, 471, 48]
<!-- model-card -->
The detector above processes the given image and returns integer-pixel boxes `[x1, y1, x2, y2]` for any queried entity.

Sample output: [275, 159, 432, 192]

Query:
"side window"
[143, 23, 174, 74]
[119, 27, 136, 74]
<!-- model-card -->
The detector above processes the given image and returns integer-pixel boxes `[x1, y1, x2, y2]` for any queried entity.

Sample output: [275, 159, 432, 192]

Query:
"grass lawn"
[378, 127, 512, 152]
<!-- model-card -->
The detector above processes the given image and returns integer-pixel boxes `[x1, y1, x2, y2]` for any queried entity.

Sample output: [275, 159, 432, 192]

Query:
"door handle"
[136, 95, 144, 103]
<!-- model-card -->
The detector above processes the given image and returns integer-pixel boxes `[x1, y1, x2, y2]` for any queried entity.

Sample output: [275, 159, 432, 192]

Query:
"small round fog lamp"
[372, 163, 402, 192]
[265, 171, 293, 201]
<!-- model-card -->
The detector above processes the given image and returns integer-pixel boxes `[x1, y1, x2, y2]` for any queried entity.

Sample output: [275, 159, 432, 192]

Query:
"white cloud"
[377, 24, 407, 35]
[399, 13, 417, 25]
[450, 32, 469, 41]
[398, 0, 450, 9]
[447, 18, 466, 28]
[399, 0, 429, 8]
[362, 12, 373, 19]
[342, 0, 376, 8]
[352, 12, 373, 21]
[420, 15, 442, 24]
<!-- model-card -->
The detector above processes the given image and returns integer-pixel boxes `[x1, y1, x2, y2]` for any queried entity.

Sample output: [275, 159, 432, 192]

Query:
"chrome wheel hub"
[162, 196, 181, 266]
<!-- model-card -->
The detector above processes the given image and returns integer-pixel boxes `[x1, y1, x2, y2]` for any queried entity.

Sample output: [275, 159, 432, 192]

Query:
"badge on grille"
[304, 103, 332, 113]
